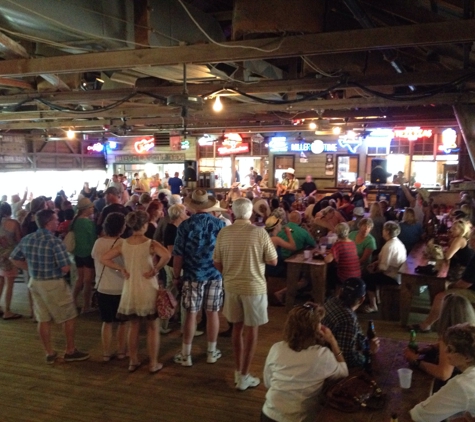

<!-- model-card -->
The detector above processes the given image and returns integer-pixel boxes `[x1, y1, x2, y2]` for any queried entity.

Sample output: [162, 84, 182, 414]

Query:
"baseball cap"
[341, 278, 366, 300]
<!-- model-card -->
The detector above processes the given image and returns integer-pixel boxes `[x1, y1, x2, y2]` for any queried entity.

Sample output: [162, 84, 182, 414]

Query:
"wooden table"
[285, 250, 327, 311]
[399, 242, 449, 327]
[320, 338, 432, 422]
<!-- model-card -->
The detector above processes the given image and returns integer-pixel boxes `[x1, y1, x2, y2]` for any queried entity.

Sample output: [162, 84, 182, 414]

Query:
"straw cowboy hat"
[253, 198, 271, 217]
[265, 215, 281, 231]
[184, 188, 217, 211]
[204, 203, 228, 213]
[77, 197, 94, 211]
[285, 167, 295, 175]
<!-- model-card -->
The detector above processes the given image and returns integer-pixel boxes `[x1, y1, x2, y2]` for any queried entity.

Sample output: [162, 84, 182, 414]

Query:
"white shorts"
[223, 292, 268, 327]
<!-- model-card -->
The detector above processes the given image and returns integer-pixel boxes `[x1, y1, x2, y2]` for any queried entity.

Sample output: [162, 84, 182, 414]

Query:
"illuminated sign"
[439, 128, 459, 154]
[365, 129, 393, 145]
[108, 141, 117, 149]
[218, 143, 249, 155]
[394, 127, 433, 141]
[269, 137, 289, 152]
[134, 138, 154, 153]
[86, 142, 104, 153]
[181, 139, 190, 150]
[338, 133, 363, 153]
[198, 134, 216, 146]
[310, 140, 337, 154]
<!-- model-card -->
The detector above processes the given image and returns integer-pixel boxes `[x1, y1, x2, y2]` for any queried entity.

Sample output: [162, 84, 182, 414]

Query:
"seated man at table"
[277, 211, 316, 260]
[322, 278, 380, 368]
[413, 229, 475, 333]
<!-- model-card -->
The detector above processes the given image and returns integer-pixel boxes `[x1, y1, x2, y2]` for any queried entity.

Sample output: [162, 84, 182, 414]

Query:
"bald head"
[289, 211, 302, 224]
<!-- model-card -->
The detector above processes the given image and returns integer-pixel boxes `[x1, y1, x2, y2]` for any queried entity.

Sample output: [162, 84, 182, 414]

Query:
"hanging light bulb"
[332, 126, 341, 135]
[309, 121, 317, 130]
[66, 128, 75, 139]
[213, 95, 223, 112]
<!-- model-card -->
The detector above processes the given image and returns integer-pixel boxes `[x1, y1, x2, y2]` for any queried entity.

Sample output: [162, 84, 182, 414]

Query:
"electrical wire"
[301, 56, 342, 78]
[177, 0, 285, 53]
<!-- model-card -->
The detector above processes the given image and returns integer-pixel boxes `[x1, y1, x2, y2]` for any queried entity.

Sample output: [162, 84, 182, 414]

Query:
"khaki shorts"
[223, 292, 268, 327]
[28, 278, 78, 324]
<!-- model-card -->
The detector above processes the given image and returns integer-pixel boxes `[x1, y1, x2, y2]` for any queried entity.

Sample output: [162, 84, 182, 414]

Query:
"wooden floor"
[0, 283, 437, 422]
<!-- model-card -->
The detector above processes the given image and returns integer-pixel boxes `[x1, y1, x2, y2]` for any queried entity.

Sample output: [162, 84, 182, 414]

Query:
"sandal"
[3, 313, 22, 320]
[117, 353, 127, 360]
[407, 324, 431, 333]
[103, 354, 116, 362]
[149, 363, 164, 374]
[362, 305, 378, 314]
[128, 362, 142, 373]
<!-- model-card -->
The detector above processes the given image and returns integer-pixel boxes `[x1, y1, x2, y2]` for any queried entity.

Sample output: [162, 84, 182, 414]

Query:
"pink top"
[331, 240, 361, 282]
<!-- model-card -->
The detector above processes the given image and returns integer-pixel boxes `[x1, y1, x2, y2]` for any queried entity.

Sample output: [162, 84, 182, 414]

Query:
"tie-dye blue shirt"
[173, 213, 225, 282]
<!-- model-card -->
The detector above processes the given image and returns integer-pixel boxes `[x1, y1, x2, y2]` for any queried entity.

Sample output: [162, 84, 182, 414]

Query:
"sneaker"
[194, 330, 204, 337]
[206, 349, 222, 364]
[174, 352, 192, 367]
[46, 352, 57, 365]
[64, 349, 90, 362]
[236, 374, 260, 391]
[160, 327, 172, 334]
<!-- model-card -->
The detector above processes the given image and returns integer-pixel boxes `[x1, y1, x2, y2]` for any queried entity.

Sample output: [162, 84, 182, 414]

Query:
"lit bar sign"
[293, 140, 337, 154]
[134, 138, 154, 153]
[87, 142, 104, 152]
[269, 137, 289, 152]
[394, 127, 433, 141]
[218, 143, 249, 155]
[438, 128, 459, 154]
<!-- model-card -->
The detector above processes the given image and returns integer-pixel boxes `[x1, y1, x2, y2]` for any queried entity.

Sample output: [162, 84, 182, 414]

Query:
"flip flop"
[407, 324, 431, 333]
[362, 305, 378, 314]
[128, 362, 142, 373]
[3, 313, 22, 320]
[149, 363, 164, 374]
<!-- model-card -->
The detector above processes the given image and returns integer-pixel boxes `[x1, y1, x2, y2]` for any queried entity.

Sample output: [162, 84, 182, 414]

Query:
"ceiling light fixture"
[309, 121, 317, 130]
[66, 128, 75, 139]
[332, 126, 342, 135]
[213, 95, 223, 112]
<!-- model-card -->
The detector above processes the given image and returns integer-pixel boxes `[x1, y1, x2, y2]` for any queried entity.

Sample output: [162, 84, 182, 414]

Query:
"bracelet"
[334, 351, 343, 358]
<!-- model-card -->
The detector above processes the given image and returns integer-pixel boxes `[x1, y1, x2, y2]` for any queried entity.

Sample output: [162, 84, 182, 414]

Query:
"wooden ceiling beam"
[0, 69, 471, 108]
[0, 20, 474, 77]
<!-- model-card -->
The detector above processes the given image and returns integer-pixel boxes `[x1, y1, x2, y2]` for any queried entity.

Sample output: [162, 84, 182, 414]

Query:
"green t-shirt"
[72, 218, 97, 257]
[348, 231, 376, 269]
[277, 222, 316, 260]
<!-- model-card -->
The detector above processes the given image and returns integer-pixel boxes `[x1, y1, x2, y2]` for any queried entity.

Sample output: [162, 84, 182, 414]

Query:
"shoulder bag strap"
[96, 237, 120, 291]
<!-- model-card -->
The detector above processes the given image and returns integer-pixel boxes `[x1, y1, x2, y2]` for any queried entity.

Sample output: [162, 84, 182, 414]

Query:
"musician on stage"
[276, 168, 299, 205]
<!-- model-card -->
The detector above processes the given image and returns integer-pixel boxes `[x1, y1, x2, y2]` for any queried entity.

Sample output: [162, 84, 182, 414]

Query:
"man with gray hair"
[213, 198, 278, 390]
[154, 194, 182, 244]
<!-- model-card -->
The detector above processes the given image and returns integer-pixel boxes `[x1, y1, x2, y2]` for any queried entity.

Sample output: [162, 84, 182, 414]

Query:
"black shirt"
[163, 223, 178, 267]
[301, 181, 317, 197]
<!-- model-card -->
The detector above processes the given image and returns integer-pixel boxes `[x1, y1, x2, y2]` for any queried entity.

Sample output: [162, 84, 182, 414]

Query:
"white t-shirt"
[410, 366, 475, 422]
[91, 237, 124, 295]
[263, 341, 348, 422]
[378, 237, 407, 280]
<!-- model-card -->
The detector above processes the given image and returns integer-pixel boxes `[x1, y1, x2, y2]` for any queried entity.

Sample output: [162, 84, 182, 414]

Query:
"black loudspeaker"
[370, 159, 389, 184]
[184, 160, 197, 182]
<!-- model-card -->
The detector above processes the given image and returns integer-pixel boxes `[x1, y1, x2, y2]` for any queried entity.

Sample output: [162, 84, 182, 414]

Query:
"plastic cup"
[304, 250, 311, 259]
[397, 368, 413, 389]
[319, 245, 327, 254]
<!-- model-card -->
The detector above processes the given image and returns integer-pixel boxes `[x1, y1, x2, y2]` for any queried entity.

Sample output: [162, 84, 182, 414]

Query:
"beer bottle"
[363, 338, 372, 374]
[367, 320, 376, 339]
[408, 330, 418, 352]
[390, 413, 399, 422]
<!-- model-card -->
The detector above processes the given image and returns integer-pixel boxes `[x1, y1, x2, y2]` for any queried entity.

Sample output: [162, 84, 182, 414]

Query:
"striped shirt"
[10, 228, 70, 280]
[214, 220, 278, 295]
[331, 240, 361, 282]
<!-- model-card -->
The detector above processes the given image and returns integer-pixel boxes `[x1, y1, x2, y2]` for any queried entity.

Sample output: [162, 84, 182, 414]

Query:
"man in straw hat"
[172, 189, 226, 367]
[213, 198, 277, 390]
[276, 168, 299, 205]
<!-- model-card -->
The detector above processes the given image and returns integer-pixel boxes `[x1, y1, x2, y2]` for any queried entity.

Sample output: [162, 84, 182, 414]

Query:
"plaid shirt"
[10, 229, 70, 280]
[322, 297, 365, 368]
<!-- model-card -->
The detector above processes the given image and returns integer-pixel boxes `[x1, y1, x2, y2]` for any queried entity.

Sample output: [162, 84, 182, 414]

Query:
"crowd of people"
[1, 170, 475, 421]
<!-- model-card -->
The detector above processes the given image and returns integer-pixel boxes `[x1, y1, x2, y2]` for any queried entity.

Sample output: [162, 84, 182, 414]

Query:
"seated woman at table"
[313, 206, 346, 234]
[410, 323, 475, 422]
[264, 216, 296, 278]
[270, 198, 288, 225]
[445, 220, 474, 283]
[405, 294, 475, 394]
[348, 218, 376, 275]
[398, 207, 423, 254]
[363, 221, 407, 313]
[261, 302, 348, 422]
[324, 223, 361, 293]
[414, 229, 475, 333]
